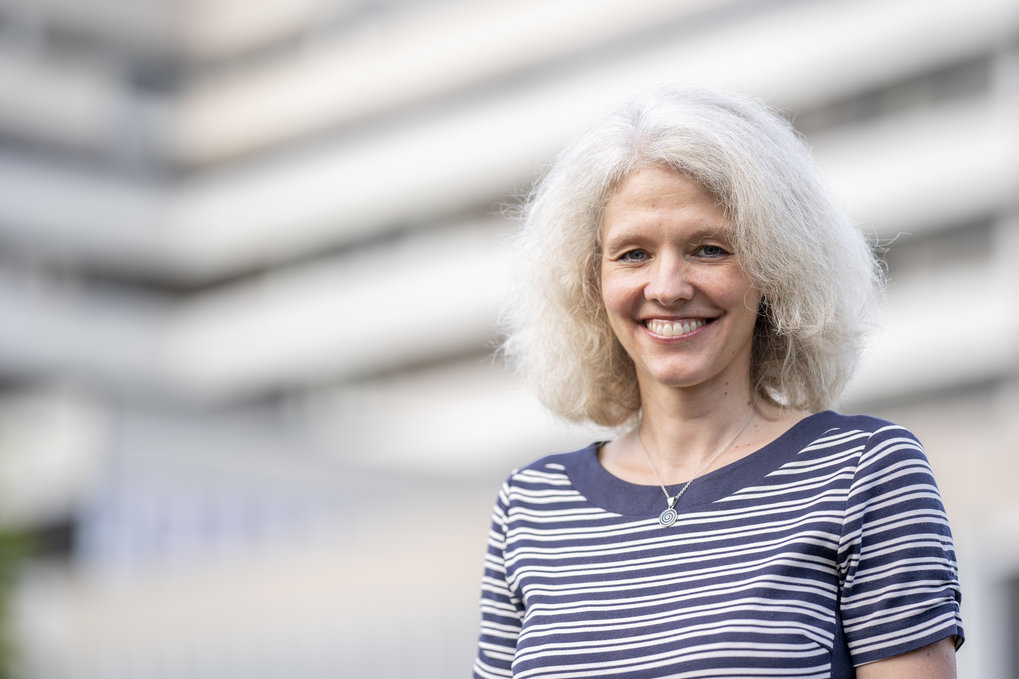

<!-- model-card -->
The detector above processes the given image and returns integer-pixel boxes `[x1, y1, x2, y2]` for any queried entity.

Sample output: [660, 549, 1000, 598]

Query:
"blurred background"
[0, 0, 1016, 676]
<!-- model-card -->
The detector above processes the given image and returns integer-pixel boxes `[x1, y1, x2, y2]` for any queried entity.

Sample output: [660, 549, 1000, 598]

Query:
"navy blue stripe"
[474, 411, 963, 678]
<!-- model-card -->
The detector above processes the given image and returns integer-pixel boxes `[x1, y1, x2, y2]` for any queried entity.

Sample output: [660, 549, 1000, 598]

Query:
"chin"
[640, 368, 712, 391]
[638, 355, 751, 393]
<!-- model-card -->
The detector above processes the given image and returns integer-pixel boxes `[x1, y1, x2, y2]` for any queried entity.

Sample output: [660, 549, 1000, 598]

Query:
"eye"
[695, 244, 730, 258]
[618, 249, 650, 263]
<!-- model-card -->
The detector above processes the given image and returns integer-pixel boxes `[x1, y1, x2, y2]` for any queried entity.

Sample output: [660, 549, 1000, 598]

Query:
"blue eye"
[619, 249, 649, 262]
[696, 244, 730, 258]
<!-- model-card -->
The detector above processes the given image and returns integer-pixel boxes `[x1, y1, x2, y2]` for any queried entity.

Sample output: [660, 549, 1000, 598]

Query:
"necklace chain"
[637, 408, 754, 525]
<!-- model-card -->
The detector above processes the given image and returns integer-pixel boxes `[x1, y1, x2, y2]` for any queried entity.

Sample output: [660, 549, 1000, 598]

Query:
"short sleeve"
[473, 483, 524, 679]
[837, 424, 964, 666]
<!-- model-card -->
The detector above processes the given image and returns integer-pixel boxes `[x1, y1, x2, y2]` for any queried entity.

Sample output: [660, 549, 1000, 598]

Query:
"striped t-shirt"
[473, 411, 963, 678]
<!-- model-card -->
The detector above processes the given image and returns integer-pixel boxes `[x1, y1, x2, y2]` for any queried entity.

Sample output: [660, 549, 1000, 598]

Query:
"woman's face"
[599, 166, 761, 398]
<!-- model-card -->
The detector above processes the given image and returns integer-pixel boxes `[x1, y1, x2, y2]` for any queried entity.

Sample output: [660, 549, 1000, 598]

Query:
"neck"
[636, 380, 757, 481]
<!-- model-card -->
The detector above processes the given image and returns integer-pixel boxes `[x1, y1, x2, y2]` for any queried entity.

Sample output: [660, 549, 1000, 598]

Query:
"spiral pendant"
[658, 506, 678, 527]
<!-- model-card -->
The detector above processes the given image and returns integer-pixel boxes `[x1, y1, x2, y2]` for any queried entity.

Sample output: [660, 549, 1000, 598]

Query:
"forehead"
[601, 166, 729, 239]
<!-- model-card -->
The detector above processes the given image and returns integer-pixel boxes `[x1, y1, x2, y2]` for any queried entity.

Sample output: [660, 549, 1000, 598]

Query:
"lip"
[643, 317, 715, 339]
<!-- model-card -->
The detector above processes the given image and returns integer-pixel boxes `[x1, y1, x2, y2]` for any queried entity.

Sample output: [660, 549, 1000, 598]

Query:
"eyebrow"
[601, 224, 731, 251]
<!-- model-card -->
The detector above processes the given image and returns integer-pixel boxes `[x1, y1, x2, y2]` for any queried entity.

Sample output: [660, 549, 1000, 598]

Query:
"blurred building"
[0, 0, 1016, 677]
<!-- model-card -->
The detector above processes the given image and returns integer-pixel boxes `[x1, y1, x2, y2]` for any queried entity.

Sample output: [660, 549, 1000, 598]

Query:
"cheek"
[599, 271, 620, 312]
[599, 279, 637, 346]
[708, 269, 758, 307]
[600, 274, 639, 319]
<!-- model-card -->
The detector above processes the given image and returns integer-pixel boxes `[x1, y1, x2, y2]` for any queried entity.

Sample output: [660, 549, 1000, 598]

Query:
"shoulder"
[493, 443, 601, 514]
[820, 413, 944, 513]
[808, 411, 924, 452]
[502, 444, 599, 488]
[810, 410, 906, 435]
[772, 411, 921, 458]
[826, 411, 926, 456]
[788, 412, 932, 488]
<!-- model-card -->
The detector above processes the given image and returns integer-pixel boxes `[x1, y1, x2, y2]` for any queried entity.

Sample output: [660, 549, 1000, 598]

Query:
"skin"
[857, 637, 957, 678]
[599, 167, 759, 403]
[596, 165, 957, 675]
[598, 165, 800, 482]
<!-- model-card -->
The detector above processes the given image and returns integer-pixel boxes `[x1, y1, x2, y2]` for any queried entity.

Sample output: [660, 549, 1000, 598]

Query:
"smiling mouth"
[645, 318, 710, 337]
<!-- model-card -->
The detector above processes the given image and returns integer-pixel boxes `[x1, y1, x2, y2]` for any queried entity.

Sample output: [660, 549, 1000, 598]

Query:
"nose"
[644, 254, 694, 306]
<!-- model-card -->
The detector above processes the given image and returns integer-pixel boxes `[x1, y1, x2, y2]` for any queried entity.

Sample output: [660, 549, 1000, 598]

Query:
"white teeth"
[646, 319, 708, 337]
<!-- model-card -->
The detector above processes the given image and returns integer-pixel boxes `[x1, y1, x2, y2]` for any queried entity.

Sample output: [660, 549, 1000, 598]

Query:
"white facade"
[0, 0, 1016, 676]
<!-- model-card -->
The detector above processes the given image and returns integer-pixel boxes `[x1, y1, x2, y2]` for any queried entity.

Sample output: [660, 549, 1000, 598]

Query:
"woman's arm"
[474, 484, 523, 679]
[856, 637, 957, 679]
[836, 424, 964, 669]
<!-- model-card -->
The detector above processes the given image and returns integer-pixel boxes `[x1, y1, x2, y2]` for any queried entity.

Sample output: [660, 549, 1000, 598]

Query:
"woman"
[473, 86, 963, 678]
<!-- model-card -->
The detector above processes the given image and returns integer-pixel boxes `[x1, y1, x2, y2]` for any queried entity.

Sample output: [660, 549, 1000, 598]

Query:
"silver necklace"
[637, 409, 754, 527]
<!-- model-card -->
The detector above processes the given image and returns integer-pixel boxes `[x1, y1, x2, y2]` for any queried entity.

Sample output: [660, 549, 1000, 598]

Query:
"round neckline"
[563, 411, 836, 518]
